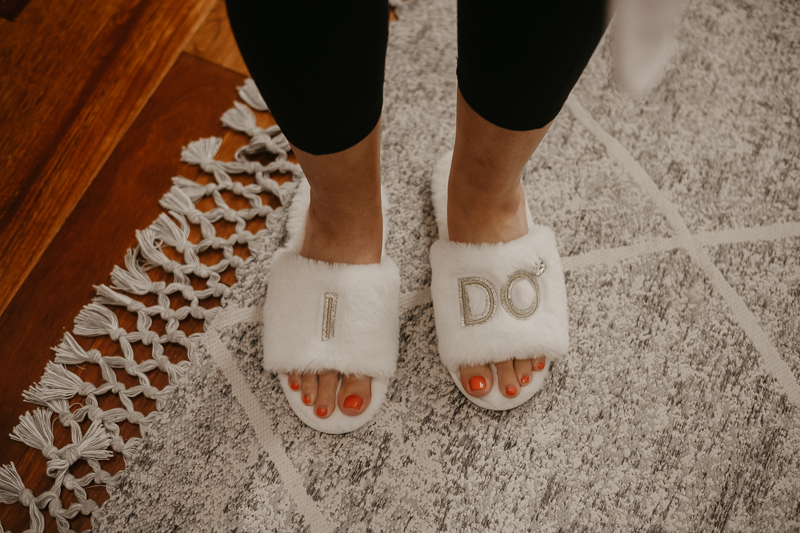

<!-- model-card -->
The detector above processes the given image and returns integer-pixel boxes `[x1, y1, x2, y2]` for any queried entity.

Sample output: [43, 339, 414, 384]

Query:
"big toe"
[460, 364, 493, 397]
[337, 374, 372, 416]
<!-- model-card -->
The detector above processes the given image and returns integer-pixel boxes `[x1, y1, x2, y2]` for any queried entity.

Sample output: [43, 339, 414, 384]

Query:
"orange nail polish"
[316, 407, 327, 418]
[506, 386, 518, 396]
[303, 395, 311, 405]
[289, 382, 300, 391]
[520, 374, 530, 384]
[537, 361, 545, 371]
[468, 375, 486, 392]
[343, 395, 363, 410]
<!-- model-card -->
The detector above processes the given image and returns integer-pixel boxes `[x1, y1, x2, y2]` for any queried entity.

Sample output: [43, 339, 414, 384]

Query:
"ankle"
[301, 198, 383, 264]
[447, 181, 527, 244]
[449, 179, 523, 215]
[308, 191, 382, 228]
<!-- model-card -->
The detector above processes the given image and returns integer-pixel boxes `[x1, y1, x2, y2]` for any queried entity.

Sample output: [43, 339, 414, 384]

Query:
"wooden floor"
[0, 0, 297, 530]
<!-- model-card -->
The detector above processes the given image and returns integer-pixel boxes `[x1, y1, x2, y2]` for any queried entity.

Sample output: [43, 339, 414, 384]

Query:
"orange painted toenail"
[316, 407, 327, 417]
[343, 395, 363, 410]
[303, 395, 311, 405]
[537, 361, 545, 371]
[468, 376, 486, 392]
[289, 382, 300, 391]
[506, 386, 518, 396]
[520, 374, 530, 384]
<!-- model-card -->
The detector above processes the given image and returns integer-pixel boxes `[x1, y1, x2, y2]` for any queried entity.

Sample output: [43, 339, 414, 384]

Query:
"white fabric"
[611, 0, 689, 96]
[262, 250, 400, 380]
[430, 228, 569, 369]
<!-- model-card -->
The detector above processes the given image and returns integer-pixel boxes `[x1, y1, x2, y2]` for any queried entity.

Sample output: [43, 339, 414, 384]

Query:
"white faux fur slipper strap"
[429, 225, 569, 372]
[262, 247, 400, 381]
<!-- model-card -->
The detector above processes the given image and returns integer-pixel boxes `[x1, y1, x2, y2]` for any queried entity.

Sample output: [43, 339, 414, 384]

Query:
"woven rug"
[3, 0, 799, 530]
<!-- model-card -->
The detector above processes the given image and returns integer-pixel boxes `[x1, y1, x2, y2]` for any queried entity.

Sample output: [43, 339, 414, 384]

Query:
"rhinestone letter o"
[500, 270, 540, 320]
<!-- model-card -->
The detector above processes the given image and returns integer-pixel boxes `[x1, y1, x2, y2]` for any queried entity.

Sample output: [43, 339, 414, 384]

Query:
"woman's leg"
[226, 0, 389, 155]
[451, 0, 608, 398]
[226, 0, 389, 418]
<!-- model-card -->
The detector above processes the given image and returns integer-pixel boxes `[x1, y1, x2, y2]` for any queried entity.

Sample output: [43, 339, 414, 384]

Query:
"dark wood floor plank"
[0, 0, 218, 318]
[186, 0, 249, 77]
[0, 53, 247, 533]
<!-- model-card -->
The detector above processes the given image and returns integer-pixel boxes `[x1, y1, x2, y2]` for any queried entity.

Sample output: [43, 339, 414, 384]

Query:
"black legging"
[226, 0, 607, 155]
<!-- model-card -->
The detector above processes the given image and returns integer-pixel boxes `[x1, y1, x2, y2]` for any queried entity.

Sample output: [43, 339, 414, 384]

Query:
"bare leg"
[286, 119, 384, 419]
[448, 88, 550, 398]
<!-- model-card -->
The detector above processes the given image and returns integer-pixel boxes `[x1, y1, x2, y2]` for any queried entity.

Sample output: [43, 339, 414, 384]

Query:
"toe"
[288, 373, 302, 392]
[514, 359, 533, 386]
[301, 373, 318, 406]
[338, 374, 372, 416]
[315, 370, 338, 418]
[532, 356, 547, 373]
[496, 359, 521, 397]
[460, 364, 493, 397]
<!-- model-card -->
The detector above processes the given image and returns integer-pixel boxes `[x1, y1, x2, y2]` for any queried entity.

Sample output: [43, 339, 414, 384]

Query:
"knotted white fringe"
[0, 463, 45, 533]
[238, 78, 268, 111]
[0, 79, 302, 533]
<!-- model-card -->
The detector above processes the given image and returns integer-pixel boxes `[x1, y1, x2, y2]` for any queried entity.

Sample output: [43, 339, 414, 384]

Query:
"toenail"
[537, 361, 545, 371]
[520, 374, 530, 384]
[468, 376, 487, 392]
[289, 382, 300, 391]
[303, 395, 311, 405]
[316, 407, 327, 418]
[343, 395, 363, 410]
[506, 386, 518, 396]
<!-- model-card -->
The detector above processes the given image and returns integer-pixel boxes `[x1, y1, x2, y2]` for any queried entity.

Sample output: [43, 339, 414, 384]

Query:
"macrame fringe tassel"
[238, 78, 268, 111]
[152, 213, 192, 255]
[74, 302, 124, 339]
[222, 101, 261, 137]
[170, 177, 213, 203]
[136, 228, 190, 285]
[181, 137, 221, 167]
[53, 333, 93, 365]
[94, 284, 145, 313]
[0, 463, 44, 533]
[181, 137, 233, 185]
[23, 362, 89, 406]
[10, 409, 56, 458]
[75, 418, 113, 463]
[108, 248, 159, 296]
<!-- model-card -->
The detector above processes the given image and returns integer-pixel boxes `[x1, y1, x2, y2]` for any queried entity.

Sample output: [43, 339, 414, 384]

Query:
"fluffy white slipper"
[429, 151, 569, 410]
[262, 178, 400, 433]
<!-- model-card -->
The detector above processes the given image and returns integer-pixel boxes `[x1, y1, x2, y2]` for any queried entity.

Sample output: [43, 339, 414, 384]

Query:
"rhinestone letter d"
[458, 277, 498, 327]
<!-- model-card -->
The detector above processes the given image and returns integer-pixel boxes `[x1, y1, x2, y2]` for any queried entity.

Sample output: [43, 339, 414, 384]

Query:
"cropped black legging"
[226, 0, 607, 155]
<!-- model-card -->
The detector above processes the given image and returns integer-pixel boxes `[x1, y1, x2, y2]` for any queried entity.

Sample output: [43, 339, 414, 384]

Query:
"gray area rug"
[94, 0, 800, 530]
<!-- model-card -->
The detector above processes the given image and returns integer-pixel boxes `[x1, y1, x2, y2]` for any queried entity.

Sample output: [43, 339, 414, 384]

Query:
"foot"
[285, 194, 383, 418]
[447, 179, 548, 398]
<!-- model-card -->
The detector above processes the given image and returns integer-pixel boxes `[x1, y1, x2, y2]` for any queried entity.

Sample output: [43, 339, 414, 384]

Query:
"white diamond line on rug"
[566, 96, 800, 408]
[204, 332, 334, 533]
